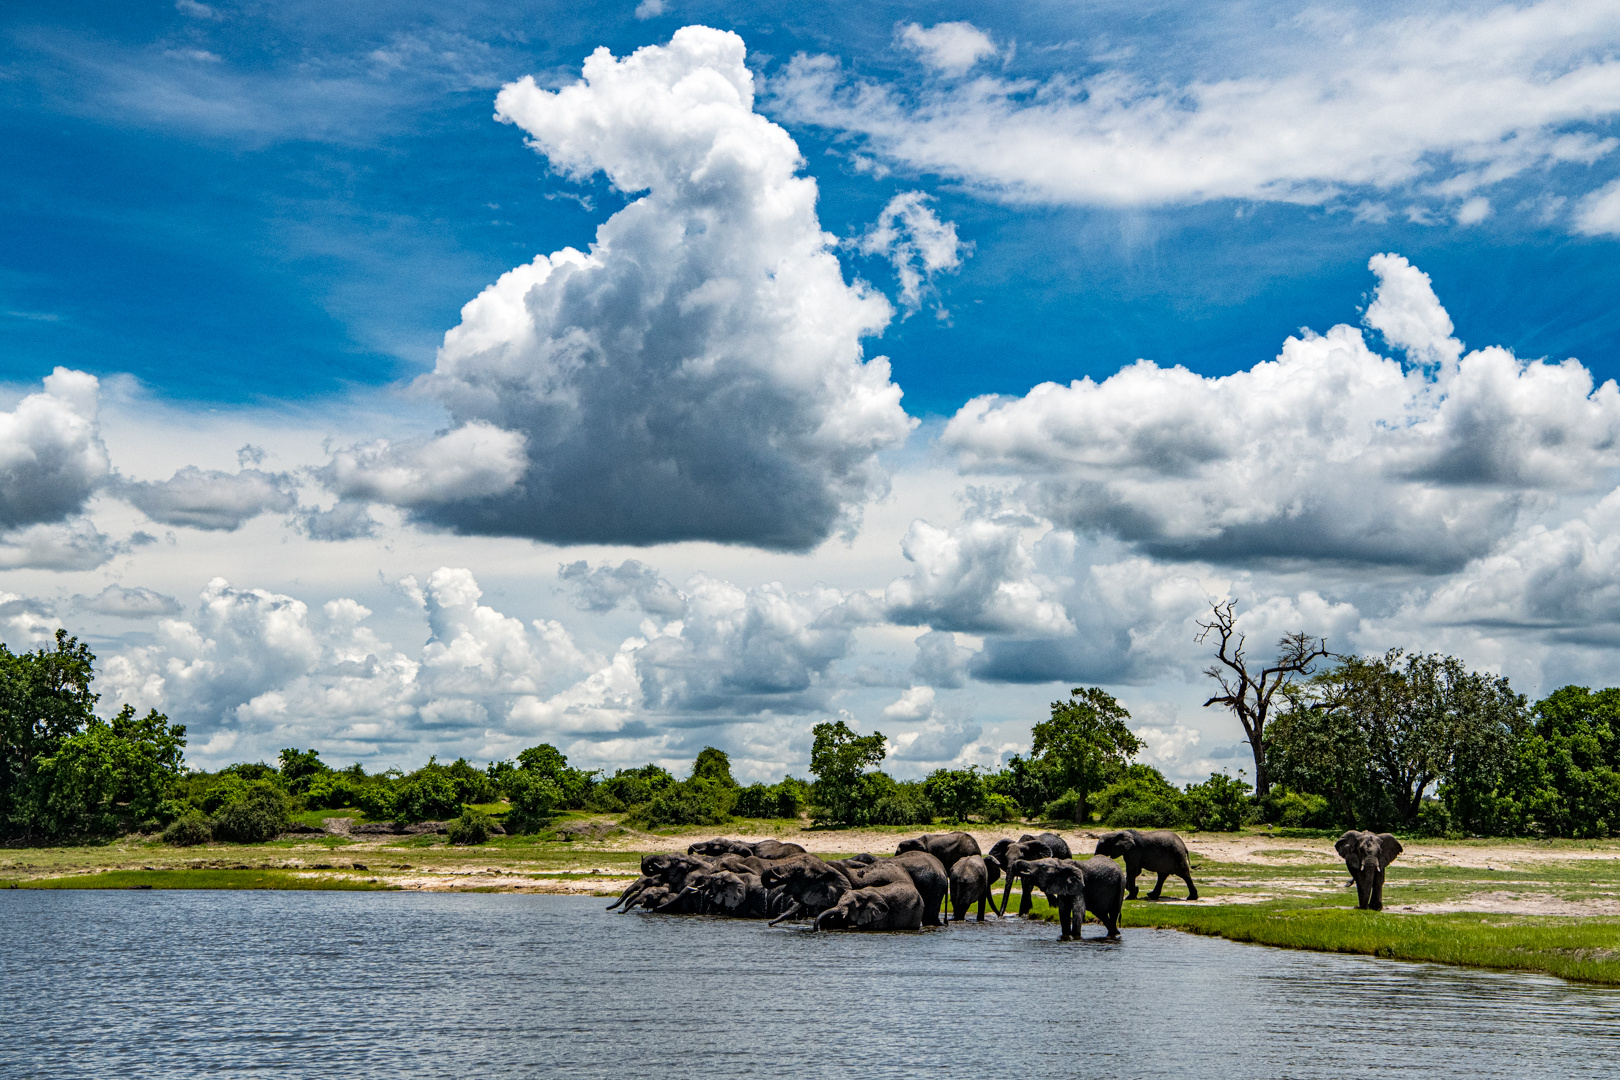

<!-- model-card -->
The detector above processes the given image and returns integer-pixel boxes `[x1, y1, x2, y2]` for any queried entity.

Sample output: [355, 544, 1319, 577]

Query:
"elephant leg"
[1019, 878, 1036, 917]
[1124, 861, 1141, 900]
[1356, 874, 1373, 910]
[1058, 898, 1073, 940]
[977, 894, 987, 922]
[1370, 870, 1384, 911]
[1147, 870, 1169, 900]
[1181, 872, 1198, 901]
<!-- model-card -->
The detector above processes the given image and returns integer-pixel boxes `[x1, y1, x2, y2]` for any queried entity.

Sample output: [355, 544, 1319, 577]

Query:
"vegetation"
[447, 808, 496, 845]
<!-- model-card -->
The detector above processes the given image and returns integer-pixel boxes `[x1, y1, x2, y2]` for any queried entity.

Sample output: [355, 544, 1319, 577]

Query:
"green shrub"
[1183, 772, 1254, 831]
[391, 771, 462, 824]
[1096, 766, 1185, 828]
[981, 792, 1021, 823]
[626, 778, 735, 828]
[504, 770, 562, 834]
[1417, 799, 1455, 838]
[1042, 788, 1085, 823]
[355, 780, 398, 821]
[870, 782, 935, 826]
[303, 772, 366, 810]
[1261, 785, 1335, 829]
[195, 774, 250, 814]
[924, 767, 985, 823]
[586, 763, 675, 812]
[447, 808, 496, 845]
[732, 777, 810, 819]
[210, 781, 292, 843]
[161, 809, 213, 846]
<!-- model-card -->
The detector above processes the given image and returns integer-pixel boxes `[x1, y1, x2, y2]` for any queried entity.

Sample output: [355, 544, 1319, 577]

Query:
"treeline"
[6, 632, 1620, 843]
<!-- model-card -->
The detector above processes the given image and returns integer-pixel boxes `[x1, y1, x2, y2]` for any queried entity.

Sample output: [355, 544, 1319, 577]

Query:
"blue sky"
[3, 0, 1620, 780]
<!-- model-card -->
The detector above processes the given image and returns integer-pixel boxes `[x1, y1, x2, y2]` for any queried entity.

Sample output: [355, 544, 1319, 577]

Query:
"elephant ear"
[1334, 831, 1359, 859]
[854, 896, 887, 927]
[983, 856, 1002, 885]
[1377, 833, 1403, 867]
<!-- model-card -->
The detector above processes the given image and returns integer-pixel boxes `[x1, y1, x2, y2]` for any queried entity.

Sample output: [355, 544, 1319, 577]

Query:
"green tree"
[277, 748, 329, 795]
[29, 705, 186, 837]
[809, 719, 887, 825]
[1031, 687, 1142, 823]
[924, 766, 986, 822]
[511, 743, 596, 808]
[690, 747, 738, 788]
[1502, 686, 1620, 838]
[0, 631, 99, 840]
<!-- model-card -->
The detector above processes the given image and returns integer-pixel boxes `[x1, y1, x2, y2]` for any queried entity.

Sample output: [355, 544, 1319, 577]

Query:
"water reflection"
[2, 892, 1617, 1078]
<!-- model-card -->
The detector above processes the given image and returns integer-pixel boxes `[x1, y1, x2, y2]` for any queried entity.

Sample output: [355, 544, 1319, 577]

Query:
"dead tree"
[1195, 600, 1330, 799]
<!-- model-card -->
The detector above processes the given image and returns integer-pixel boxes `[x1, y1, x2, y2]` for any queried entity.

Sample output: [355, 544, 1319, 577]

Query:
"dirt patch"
[1395, 891, 1620, 917]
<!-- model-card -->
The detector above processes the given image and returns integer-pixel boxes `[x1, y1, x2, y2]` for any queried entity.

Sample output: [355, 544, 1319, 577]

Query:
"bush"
[1261, 785, 1335, 829]
[195, 774, 251, 814]
[626, 778, 735, 828]
[392, 771, 462, 824]
[161, 809, 213, 846]
[981, 793, 1021, 823]
[1417, 799, 1455, 838]
[355, 780, 399, 821]
[210, 781, 292, 843]
[447, 808, 496, 845]
[732, 777, 810, 820]
[504, 770, 562, 834]
[587, 764, 675, 812]
[1183, 772, 1254, 831]
[870, 782, 935, 826]
[302, 772, 366, 811]
[1095, 766, 1185, 828]
[1042, 788, 1085, 823]
[925, 767, 985, 823]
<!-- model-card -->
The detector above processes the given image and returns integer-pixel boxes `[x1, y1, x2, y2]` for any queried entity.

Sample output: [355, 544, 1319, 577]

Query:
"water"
[2, 892, 1618, 1078]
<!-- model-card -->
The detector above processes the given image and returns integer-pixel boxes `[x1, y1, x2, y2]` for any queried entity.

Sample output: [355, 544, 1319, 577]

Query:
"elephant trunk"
[999, 874, 1015, 916]
[768, 900, 805, 926]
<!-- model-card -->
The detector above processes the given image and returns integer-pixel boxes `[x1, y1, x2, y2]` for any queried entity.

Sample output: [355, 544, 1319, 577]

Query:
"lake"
[3, 891, 1618, 1077]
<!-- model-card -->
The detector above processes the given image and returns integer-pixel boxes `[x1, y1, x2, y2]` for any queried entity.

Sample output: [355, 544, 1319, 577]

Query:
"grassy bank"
[12, 868, 397, 890]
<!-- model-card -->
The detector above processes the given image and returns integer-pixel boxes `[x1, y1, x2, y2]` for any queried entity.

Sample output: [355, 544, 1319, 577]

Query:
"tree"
[1197, 601, 1329, 799]
[1031, 687, 1141, 823]
[30, 705, 186, 837]
[0, 631, 98, 839]
[809, 719, 887, 825]
[924, 766, 986, 822]
[689, 747, 737, 788]
[277, 748, 329, 795]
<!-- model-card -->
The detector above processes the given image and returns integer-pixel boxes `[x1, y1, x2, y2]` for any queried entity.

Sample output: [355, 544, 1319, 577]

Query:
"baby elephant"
[813, 882, 924, 931]
[1011, 857, 1125, 940]
[1336, 830, 1402, 910]
[1093, 829, 1198, 901]
[948, 855, 1002, 922]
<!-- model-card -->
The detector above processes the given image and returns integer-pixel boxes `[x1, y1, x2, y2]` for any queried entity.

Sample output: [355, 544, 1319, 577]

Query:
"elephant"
[1336, 830, 1403, 910]
[896, 832, 983, 873]
[990, 833, 1071, 917]
[1010, 857, 1125, 940]
[813, 881, 924, 931]
[659, 869, 769, 918]
[606, 874, 659, 911]
[762, 855, 856, 924]
[1093, 829, 1199, 901]
[947, 855, 1002, 922]
[848, 851, 950, 927]
[688, 838, 755, 857]
[751, 839, 808, 859]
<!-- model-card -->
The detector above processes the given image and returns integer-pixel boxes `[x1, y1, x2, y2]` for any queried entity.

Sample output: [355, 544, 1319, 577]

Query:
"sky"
[3, 0, 1620, 784]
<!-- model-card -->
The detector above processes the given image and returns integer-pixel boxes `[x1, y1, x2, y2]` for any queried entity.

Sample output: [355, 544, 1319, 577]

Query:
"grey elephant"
[896, 832, 982, 873]
[688, 837, 754, 857]
[813, 881, 924, 931]
[989, 833, 1072, 917]
[1093, 829, 1199, 901]
[848, 851, 950, 927]
[762, 855, 853, 924]
[1336, 830, 1402, 910]
[1010, 856, 1125, 939]
[947, 855, 1001, 922]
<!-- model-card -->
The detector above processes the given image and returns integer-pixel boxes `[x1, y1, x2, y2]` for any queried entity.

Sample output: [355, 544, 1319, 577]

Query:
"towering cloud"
[944, 255, 1620, 571]
[334, 26, 913, 550]
[0, 368, 109, 530]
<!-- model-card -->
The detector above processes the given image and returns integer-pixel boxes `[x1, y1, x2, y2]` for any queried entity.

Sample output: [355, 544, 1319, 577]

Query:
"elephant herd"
[605, 828, 1206, 939]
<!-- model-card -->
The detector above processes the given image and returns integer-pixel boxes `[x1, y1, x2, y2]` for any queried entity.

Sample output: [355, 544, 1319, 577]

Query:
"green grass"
[6, 869, 398, 891]
[1027, 897, 1620, 984]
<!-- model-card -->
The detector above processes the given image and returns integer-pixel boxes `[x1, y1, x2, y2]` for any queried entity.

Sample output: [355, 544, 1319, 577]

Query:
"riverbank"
[7, 818, 1620, 983]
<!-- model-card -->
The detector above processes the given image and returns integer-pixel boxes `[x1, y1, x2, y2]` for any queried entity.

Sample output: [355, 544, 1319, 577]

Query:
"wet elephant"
[895, 832, 982, 873]
[813, 881, 924, 931]
[990, 833, 1072, 916]
[948, 854, 1001, 922]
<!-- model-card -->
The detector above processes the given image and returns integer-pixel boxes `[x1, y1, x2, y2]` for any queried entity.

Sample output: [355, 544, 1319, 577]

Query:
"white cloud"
[883, 517, 1072, 634]
[883, 684, 935, 720]
[77, 584, 183, 618]
[943, 255, 1620, 571]
[0, 519, 117, 572]
[1573, 176, 1620, 235]
[320, 421, 526, 507]
[1456, 196, 1492, 225]
[897, 22, 998, 75]
[559, 558, 686, 618]
[404, 26, 913, 550]
[856, 190, 966, 314]
[123, 466, 298, 530]
[777, 2, 1620, 213]
[0, 368, 109, 530]
[910, 629, 976, 688]
[634, 0, 667, 19]
[0, 592, 61, 650]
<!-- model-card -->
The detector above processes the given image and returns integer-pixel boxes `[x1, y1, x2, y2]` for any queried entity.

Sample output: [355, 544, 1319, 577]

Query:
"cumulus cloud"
[77, 584, 183, 618]
[296, 502, 379, 542]
[883, 517, 1072, 634]
[318, 422, 526, 508]
[394, 27, 912, 550]
[910, 629, 976, 689]
[777, 2, 1620, 216]
[0, 368, 109, 530]
[944, 255, 1620, 571]
[123, 467, 298, 531]
[0, 520, 117, 572]
[0, 593, 61, 649]
[559, 559, 686, 618]
[897, 22, 997, 75]
[855, 191, 966, 314]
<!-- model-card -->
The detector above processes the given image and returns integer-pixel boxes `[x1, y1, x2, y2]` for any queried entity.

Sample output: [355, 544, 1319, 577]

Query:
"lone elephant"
[1093, 829, 1199, 901]
[1336, 830, 1402, 910]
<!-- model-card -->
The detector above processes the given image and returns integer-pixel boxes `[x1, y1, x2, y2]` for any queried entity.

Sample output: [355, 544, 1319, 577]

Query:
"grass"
[7, 869, 397, 891]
